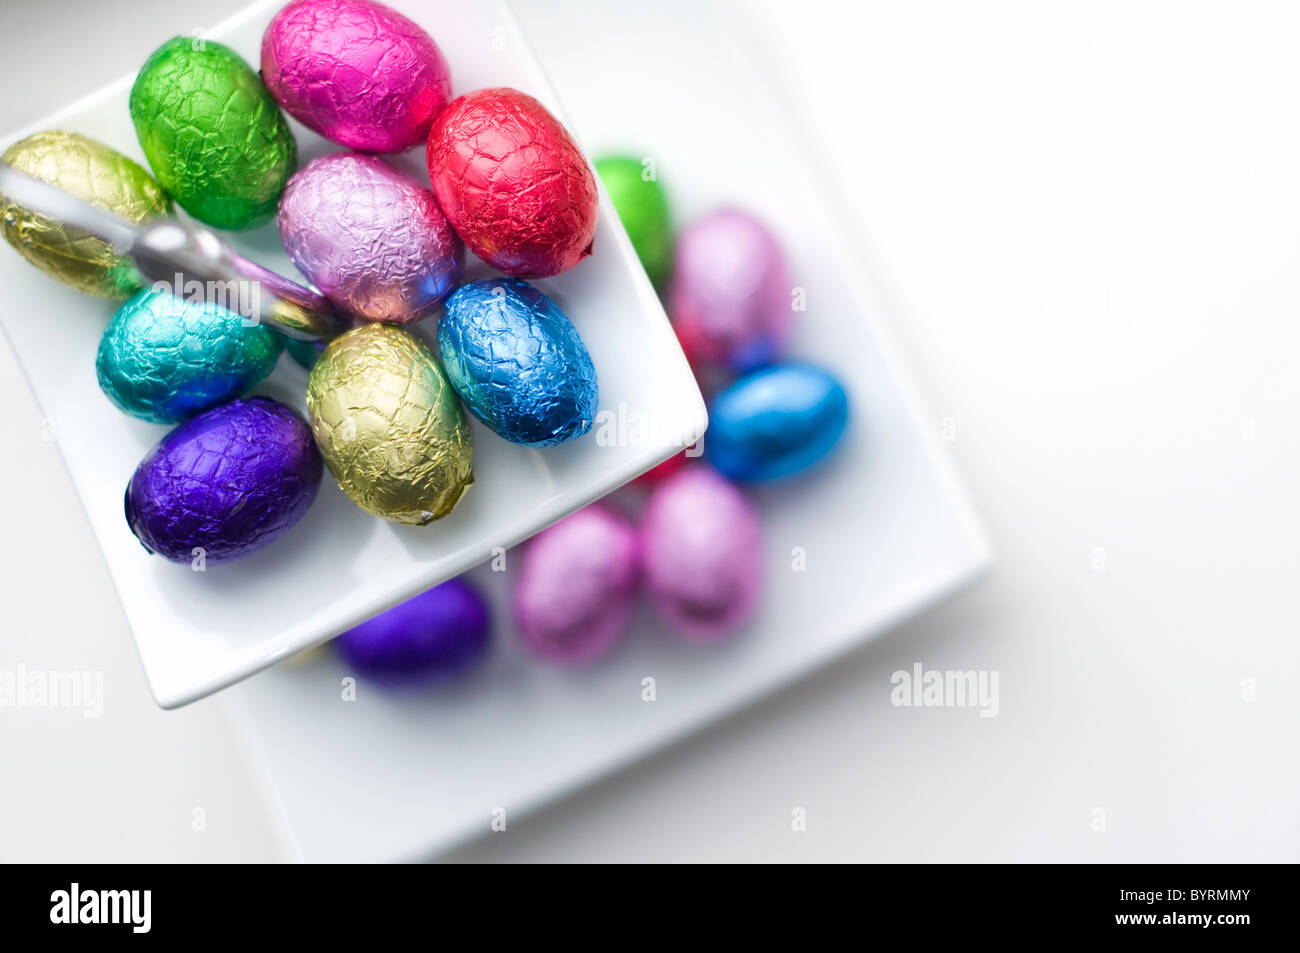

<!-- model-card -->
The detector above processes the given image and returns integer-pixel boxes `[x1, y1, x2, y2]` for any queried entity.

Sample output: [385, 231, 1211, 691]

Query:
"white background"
[0, 0, 1296, 862]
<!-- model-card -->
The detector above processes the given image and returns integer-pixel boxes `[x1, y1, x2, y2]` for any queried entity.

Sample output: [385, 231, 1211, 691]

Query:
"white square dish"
[229, 0, 993, 861]
[0, 0, 705, 708]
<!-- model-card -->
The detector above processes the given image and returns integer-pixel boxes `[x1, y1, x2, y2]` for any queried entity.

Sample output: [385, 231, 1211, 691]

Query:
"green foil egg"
[130, 37, 296, 230]
[96, 288, 285, 423]
[0, 130, 170, 298]
[595, 156, 673, 287]
[307, 323, 473, 525]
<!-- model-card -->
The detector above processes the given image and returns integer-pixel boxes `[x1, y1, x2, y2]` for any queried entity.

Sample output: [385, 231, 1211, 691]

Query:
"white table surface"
[1, 0, 1296, 863]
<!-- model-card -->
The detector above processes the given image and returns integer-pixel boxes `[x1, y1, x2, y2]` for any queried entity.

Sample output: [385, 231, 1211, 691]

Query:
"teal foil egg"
[438, 278, 598, 447]
[707, 363, 849, 482]
[284, 335, 324, 371]
[96, 288, 285, 424]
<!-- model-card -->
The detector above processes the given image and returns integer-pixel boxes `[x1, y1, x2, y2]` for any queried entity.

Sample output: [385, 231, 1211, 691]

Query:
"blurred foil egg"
[278, 153, 463, 323]
[595, 155, 673, 288]
[668, 207, 792, 372]
[336, 577, 490, 684]
[513, 505, 640, 665]
[262, 0, 453, 153]
[708, 363, 849, 482]
[641, 467, 761, 640]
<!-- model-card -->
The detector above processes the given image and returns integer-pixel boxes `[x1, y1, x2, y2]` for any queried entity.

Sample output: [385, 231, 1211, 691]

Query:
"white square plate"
[0, 0, 705, 708]
[230, 0, 993, 861]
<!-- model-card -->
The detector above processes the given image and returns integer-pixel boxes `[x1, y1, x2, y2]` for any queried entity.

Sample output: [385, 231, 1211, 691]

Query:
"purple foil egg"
[668, 207, 793, 372]
[336, 577, 490, 684]
[125, 397, 323, 565]
[262, 0, 452, 153]
[641, 466, 762, 640]
[513, 505, 640, 666]
[278, 153, 463, 323]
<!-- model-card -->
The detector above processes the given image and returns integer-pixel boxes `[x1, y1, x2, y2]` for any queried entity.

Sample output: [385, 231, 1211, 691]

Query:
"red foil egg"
[427, 87, 598, 277]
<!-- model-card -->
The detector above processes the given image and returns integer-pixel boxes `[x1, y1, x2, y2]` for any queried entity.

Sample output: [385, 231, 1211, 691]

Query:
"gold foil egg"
[307, 323, 473, 525]
[0, 130, 171, 298]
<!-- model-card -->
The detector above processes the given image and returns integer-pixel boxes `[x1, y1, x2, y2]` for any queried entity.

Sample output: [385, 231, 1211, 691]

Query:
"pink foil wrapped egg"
[668, 207, 793, 372]
[513, 505, 640, 665]
[262, 0, 452, 153]
[427, 88, 598, 278]
[277, 153, 463, 323]
[641, 467, 762, 640]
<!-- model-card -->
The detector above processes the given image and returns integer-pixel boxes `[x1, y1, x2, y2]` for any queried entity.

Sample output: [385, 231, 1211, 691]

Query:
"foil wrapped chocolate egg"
[668, 207, 792, 371]
[96, 288, 284, 424]
[0, 131, 170, 298]
[125, 397, 322, 564]
[595, 155, 673, 288]
[641, 467, 761, 640]
[262, 0, 452, 153]
[307, 323, 473, 524]
[130, 37, 296, 229]
[278, 153, 462, 323]
[438, 278, 598, 447]
[708, 363, 849, 482]
[336, 577, 490, 684]
[513, 505, 640, 665]
[427, 88, 598, 277]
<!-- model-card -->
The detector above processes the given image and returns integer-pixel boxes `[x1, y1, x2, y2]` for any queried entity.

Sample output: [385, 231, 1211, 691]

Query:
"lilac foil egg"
[278, 153, 463, 323]
[125, 397, 323, 564]
[641, 467, 762, 640]
[668, 207, 793, 372]
[336, 578, 490, 684]
[262, 0, 452, 153]
[513, 505, 640, 666]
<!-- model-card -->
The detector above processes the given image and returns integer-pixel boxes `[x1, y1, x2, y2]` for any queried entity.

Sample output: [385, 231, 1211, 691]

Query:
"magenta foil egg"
[513, 505, 640, 666]
[277, 153, 463, 323]
[641, 467, 762, 640]
[668, 207, 793, 372]
[261, 0, 452, 153]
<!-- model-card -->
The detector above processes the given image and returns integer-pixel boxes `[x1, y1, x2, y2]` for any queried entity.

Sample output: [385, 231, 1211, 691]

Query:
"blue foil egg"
[335, 577, 490, 684]
[437, 278, 598, 447]
[707, 363, 849, 481]
[97, 288, 284, 423]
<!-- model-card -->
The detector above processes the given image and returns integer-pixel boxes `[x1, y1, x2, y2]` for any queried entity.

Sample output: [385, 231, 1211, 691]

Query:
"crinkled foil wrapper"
[278, 153, 463, 323]
[130, 37, 296, 230]
[126, 397, 323, 564]
[428, 88, 598, 278]
[262, 0, 452, 153]
[0, 131, 170, 298]
[438, 278, 597, 447]
[97, 288, 285, 424]
[307, 323, 473, 525]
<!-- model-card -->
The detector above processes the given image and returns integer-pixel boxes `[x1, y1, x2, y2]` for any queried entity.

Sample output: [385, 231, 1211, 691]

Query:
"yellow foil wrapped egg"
[0, 130, 171, 298]
[307, 323, 473, 525]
